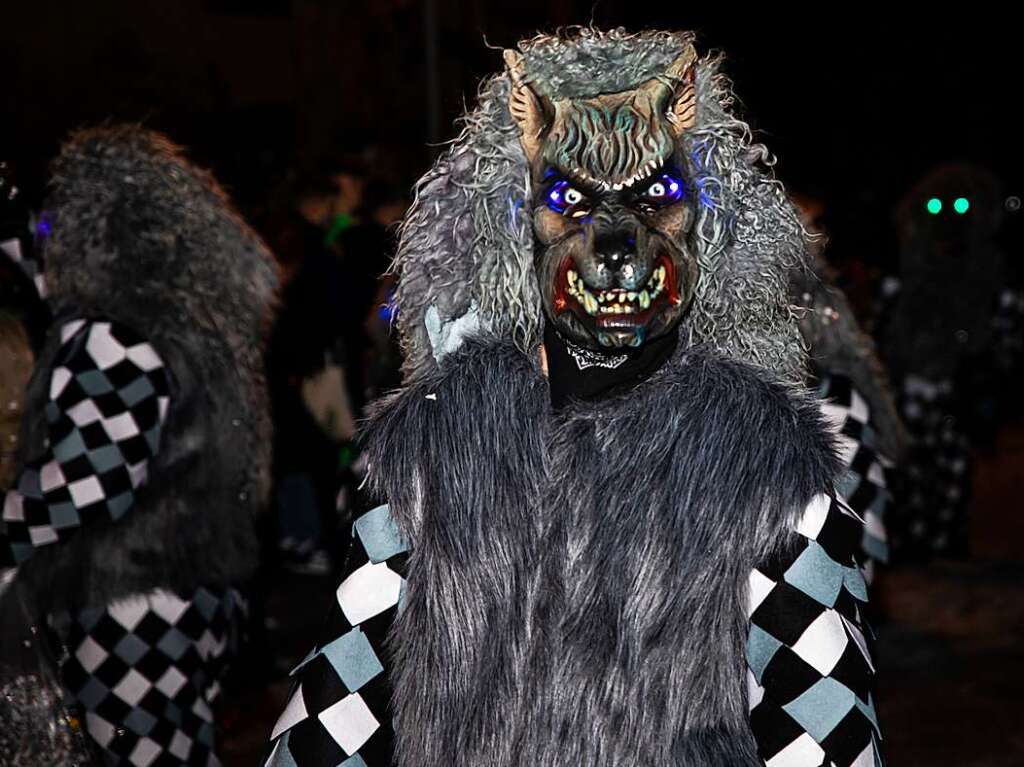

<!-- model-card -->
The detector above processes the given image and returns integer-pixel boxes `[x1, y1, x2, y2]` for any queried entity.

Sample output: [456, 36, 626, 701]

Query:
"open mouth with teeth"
[553, 255, 680, 331]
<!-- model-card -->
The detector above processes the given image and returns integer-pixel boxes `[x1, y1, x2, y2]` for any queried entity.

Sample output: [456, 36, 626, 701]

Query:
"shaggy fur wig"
[394, 28, 810, 384]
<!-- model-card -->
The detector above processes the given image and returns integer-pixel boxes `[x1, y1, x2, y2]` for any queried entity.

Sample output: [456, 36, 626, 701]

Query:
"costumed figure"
[266, 29, 884, 767]
[792, 257, 906, 581]
[876, 163, 1023, 559]
[1, 126, 277, 766]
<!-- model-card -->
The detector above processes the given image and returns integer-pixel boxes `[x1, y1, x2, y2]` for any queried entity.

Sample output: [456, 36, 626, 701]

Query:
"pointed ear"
[636, 44, 698, 138]
[664, 45, 698, 136]
[503, 49, 548, 164]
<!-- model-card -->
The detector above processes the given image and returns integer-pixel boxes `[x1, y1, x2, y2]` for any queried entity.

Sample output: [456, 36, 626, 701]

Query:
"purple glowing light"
[642, 172, 685, 205]
[546, 179, 573, 213]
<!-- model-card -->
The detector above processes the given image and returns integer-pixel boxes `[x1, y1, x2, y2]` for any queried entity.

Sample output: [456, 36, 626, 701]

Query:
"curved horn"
[636, 44, 698, 137]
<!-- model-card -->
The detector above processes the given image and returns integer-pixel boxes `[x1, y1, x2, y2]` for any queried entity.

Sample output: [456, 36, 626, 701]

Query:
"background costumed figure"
[1, 126, 277, 765]
[875, 163, 1023, 560]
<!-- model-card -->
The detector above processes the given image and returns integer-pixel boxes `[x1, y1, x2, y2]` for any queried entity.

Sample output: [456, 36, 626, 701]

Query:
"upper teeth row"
[612, 160, 661, 192]
[565, 266, 668, 316]
[572, 160, 661, 192]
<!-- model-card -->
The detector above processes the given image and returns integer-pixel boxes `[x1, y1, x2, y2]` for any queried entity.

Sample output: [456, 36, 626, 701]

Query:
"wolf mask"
[505, 45, 698, 350]
[393, 29, 810, 384]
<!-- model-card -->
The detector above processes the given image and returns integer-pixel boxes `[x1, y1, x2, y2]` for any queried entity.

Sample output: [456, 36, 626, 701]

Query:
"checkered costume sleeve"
[746, 493, 884, 767]
[266, 504, 408, 766]
[1, 319, 170, 567]
[816, 374, 891, 571]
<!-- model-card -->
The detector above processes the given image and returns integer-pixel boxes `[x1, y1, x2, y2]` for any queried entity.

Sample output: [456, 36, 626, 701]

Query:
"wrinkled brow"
[544, 97, 675, 192]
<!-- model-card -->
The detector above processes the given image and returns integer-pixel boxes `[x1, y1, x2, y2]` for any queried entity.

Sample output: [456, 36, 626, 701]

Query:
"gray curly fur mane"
[395, 28, 810, 382]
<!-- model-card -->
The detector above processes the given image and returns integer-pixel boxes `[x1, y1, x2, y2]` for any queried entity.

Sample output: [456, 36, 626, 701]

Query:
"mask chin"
[544, 299, 688, 353]
[598, 326, 647, 350]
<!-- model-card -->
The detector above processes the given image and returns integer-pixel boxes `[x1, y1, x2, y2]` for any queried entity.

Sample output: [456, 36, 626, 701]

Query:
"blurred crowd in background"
[260, 154, 406, 577]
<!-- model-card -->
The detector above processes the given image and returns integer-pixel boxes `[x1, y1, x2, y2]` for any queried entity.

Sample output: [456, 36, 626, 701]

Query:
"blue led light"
[378, 288, 398, 323]
[546, 179, 578, 214]
[642, 171, 686, 206]
[509, 197, 524, 226]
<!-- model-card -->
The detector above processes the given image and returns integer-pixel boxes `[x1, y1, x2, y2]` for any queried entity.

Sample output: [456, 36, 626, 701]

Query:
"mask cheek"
[676, 254, 699, 310]
[648, 203, 692, 238]
[533, 207, 574, 244]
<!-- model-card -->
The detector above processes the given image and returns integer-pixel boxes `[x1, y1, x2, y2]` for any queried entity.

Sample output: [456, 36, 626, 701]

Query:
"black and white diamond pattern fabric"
[57, 586, 242, 766]
[2, 319, 170, 567]
[816, 374, 891, 572]
[266, 504, 408, 767]
[747, 493, 883, 767]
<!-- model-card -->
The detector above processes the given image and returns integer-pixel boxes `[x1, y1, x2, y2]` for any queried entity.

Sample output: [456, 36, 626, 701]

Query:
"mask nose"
[594, 230, 636, 273]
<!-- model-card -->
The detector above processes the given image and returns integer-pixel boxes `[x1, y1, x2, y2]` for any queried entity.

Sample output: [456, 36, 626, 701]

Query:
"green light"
[926, 198, 942, 215]
[953, 197, 970, 214]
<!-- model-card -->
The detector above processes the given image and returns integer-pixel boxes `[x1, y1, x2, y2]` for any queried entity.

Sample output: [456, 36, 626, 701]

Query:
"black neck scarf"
[544, 321, 679, 411]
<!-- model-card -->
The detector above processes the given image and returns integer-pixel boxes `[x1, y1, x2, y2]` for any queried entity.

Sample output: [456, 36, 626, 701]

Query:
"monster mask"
[505, 46, 699, 351]
[392, 30, 811, 386]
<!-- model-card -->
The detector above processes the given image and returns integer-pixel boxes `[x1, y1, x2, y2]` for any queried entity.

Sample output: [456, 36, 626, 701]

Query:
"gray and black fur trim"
[365, 339, 839, 766]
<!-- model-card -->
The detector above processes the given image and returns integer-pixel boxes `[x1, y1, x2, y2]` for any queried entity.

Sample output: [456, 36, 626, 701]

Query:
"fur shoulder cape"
[365, 338, 838, 767]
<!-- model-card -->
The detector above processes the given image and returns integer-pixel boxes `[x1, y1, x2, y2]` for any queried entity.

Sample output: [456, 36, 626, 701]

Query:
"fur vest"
[365, 338, 839, 767]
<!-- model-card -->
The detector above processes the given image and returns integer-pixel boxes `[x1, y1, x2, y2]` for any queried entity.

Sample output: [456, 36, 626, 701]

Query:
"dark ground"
[872, 425, 1024, 766]
[220, 425, 1024, 766]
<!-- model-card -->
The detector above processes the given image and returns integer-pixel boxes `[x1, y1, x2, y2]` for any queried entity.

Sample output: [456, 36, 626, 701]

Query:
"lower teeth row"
[565, 266, 667, 317]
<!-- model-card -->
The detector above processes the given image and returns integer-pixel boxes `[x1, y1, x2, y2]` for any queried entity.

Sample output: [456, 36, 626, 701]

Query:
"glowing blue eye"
[643, 173, 684, 205]
[546, 179, 586, 214]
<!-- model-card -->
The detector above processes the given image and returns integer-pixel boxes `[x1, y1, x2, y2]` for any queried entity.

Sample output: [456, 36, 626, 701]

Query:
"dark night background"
[3, 4, 1022, 765]
[2, 3, 1020, 277]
